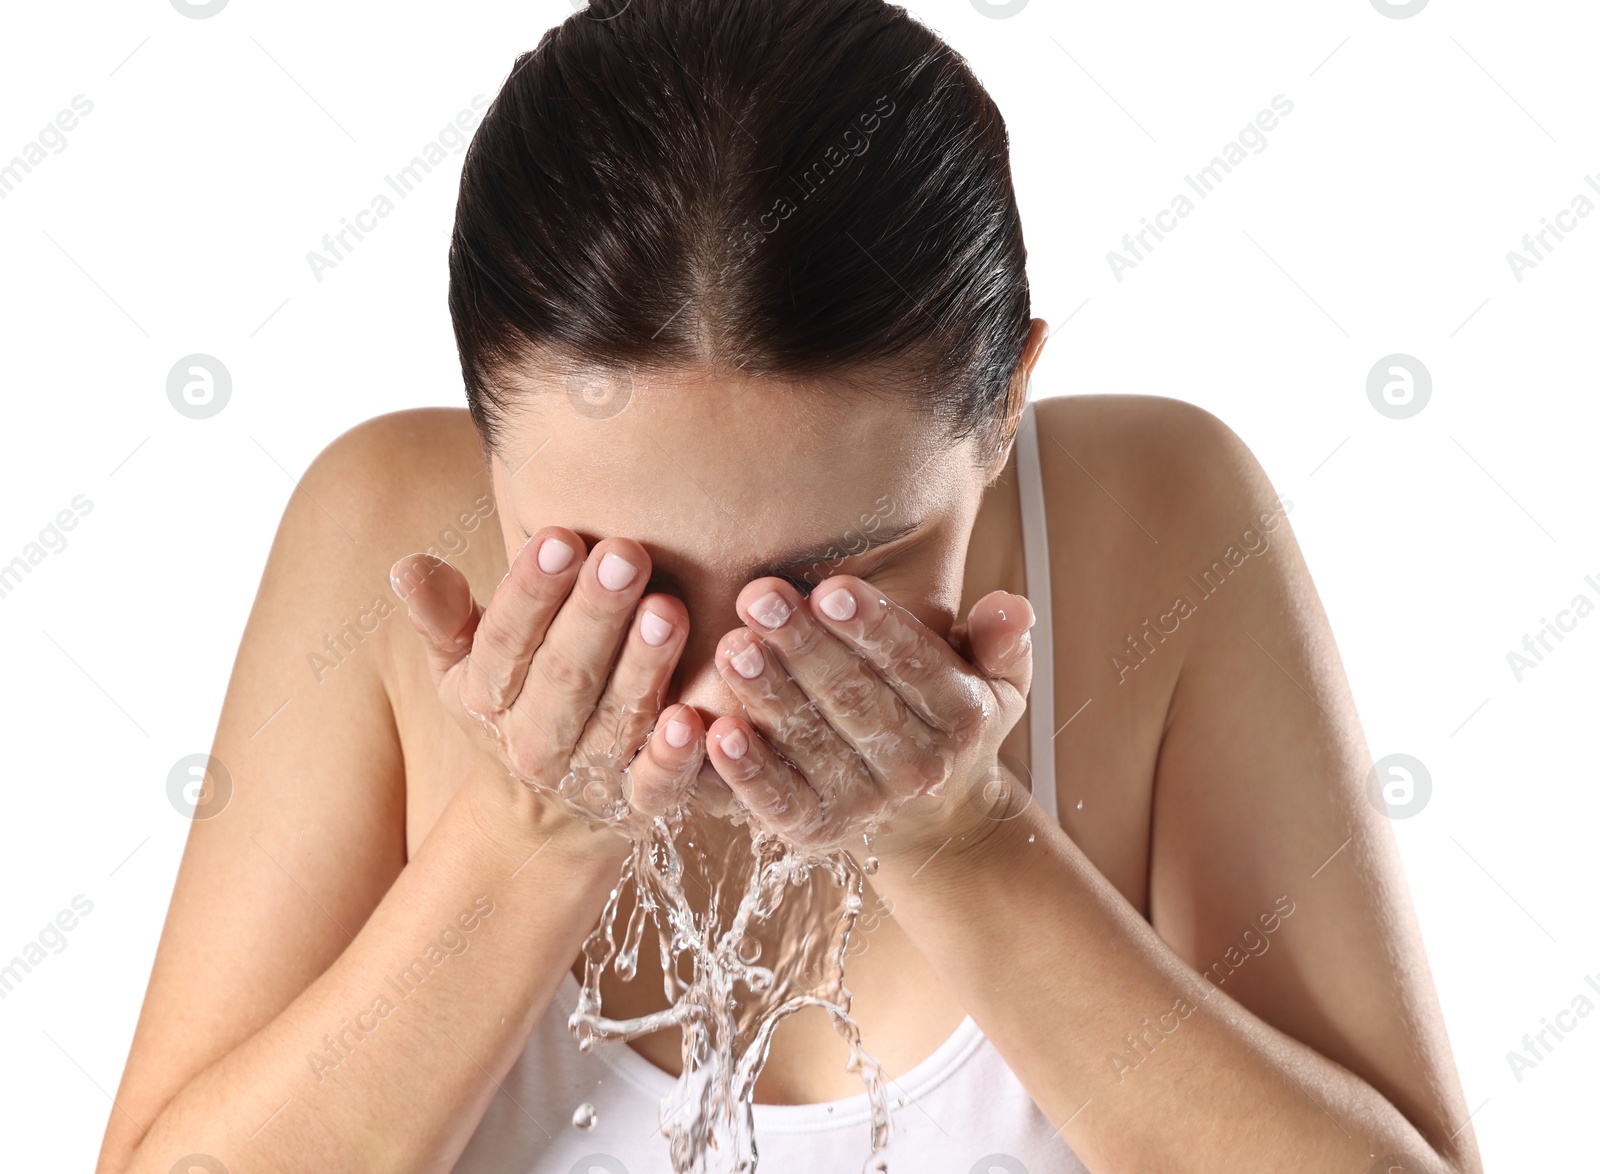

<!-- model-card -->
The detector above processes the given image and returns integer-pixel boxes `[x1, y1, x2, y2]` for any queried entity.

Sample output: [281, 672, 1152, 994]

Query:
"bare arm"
[869, 403, 1480, 1173]
[99, 416, 702, 1173]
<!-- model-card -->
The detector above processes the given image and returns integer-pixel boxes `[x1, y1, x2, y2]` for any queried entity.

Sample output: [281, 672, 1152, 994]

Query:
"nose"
[665, 611, 743, 722]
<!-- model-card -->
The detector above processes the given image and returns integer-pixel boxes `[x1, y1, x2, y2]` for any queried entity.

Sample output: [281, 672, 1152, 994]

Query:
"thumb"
[389, 554, 480, 682]
[963, 590, 1035, 695]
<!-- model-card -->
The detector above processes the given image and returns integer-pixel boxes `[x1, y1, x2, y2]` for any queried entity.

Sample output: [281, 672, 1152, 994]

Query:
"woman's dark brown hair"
[448, 0, 1031, 448]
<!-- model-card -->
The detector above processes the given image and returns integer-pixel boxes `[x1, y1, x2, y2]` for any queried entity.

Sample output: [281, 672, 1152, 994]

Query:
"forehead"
[492, 367, 966, 570]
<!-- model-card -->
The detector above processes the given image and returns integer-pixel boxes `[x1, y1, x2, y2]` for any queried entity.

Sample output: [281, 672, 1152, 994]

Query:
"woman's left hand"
[706, 575, 1037, 863]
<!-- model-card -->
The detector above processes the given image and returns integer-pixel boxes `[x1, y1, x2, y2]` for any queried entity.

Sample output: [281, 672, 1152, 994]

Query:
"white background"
[1, 0, 1595, 1169]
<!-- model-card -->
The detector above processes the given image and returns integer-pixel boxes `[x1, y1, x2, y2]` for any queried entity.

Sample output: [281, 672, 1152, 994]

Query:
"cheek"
[866, 563, 963, 641]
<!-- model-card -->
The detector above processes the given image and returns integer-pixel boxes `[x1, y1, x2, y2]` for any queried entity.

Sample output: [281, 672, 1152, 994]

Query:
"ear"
[985, 318, 1051, 482]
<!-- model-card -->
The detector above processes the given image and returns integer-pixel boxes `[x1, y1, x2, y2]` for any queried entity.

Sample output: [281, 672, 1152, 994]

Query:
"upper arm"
[1136, 403, 1474, 1157]
[101, 417, 417, 1166]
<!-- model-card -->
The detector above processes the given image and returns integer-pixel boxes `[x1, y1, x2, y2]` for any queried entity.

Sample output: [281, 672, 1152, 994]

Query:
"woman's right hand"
[388, 529, 705, 835]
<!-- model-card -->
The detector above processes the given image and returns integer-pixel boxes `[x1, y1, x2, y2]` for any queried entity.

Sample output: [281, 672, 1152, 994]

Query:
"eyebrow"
[755, 518, 924, 584]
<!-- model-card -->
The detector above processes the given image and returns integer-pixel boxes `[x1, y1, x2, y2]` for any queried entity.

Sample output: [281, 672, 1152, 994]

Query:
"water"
[564, 810, 892, 1173]
[471, 693, 896, 1171]
[572, 1102, 598, 1131]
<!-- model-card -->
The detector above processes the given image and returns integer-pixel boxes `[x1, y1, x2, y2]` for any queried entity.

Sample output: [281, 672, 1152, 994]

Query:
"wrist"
[872, 771, 1041, 888]
[458, 766, 630, 877]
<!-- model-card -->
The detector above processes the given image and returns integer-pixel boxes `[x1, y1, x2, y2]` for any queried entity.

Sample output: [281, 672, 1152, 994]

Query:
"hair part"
[448, 0, 1031, 452]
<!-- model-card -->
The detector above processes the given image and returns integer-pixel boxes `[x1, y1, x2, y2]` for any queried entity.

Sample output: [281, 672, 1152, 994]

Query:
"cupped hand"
[388, 530, 706, 834]
[704, 576, 1036, 862]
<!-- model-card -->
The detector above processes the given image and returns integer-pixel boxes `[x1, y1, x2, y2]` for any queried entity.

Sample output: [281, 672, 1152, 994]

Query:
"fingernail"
[640, 609, 674, 647]
[664, 719, 691, 749]
[748, 591, 793, 630]
[598, 552, 638, 591]
[720, 728, 749, 760]
[538, 537, 575, 574]
[730, 643, 765, 679]
[819, 588, 857, 621]
[1000, 595, 1036, 629]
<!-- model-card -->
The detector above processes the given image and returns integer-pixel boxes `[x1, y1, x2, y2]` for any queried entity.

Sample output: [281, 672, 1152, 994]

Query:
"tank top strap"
[1014, 396, 1059, 822]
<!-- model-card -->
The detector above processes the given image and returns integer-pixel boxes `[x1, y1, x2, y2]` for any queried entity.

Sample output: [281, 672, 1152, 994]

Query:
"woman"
[98, 1, 1480, 1171]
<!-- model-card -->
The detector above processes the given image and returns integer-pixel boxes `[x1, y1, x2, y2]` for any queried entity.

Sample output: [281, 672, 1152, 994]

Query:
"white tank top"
[455, 399, 1086, 1174]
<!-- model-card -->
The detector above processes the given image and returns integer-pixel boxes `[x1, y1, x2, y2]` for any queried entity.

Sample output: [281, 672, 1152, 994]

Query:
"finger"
[714, 626, 872, 807]
[961, 590, 1036, 695]
[459, 528, 586, 713]
[573, 591, 690, 768]
[516, 537, 652, 751]
[808, 576, 1022, 731]
[734, 579, 943, 799]
[390, 554, 480, 684]
[621, 703, 705, 820]
[706, 716, 836, 847]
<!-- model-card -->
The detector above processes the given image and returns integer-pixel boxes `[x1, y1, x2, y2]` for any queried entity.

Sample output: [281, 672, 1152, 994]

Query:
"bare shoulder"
[1024, 394, 1305, 907]
[1028, 391, 1298, 692]
[296, 407, 502, 579]
[256, 406, 504, 686]
[1033, 393, 1286, 554]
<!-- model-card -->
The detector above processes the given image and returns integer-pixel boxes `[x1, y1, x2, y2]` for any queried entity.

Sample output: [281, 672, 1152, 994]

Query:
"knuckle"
[949, 706, 983, 743]
[947, 682, 989, 740]
[474, 602, 528, 661]
[610, 669, 664, 714]
[785, 618, 826, 658]
[539, 647, 602, 698]
[908, 746, 955, 794]
[456, 669, 501, 721]
[858, 595, 899, 644]
[506, 744, 543, 781]
[785, 713, 838, 762]
[469, 657, 518, 711]
[825, 671, 880, 725]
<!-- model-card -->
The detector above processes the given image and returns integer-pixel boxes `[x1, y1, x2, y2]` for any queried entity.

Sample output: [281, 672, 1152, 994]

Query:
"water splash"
[566, 811, 891, 1173]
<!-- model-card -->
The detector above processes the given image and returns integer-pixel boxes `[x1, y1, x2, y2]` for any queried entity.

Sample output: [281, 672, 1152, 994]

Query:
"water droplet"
[1027, 834, 1035, 843]
[863, 856, 879, 875]
[1076, 799, 1084, 810]
[572, 1102, 597, 1130]
[738, 937, 762, 964]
